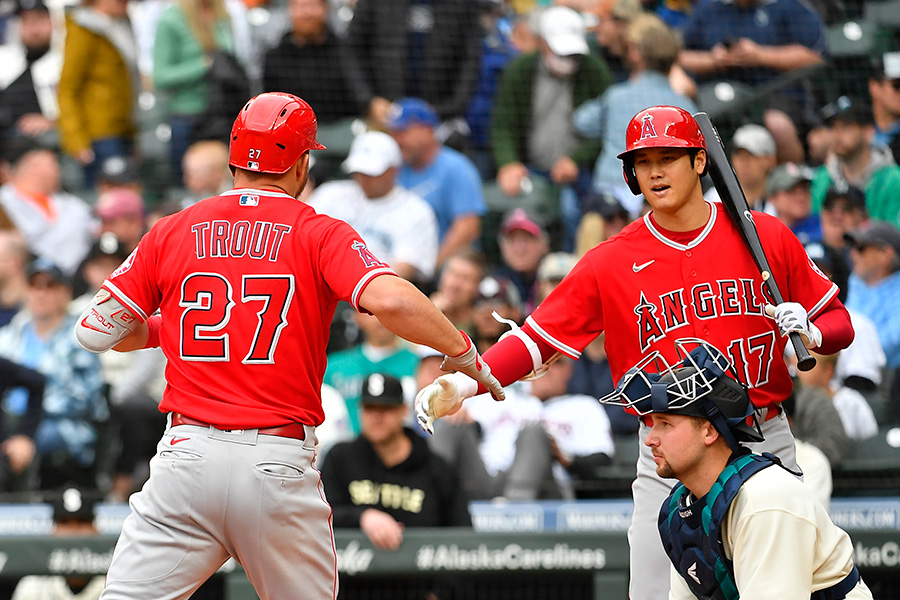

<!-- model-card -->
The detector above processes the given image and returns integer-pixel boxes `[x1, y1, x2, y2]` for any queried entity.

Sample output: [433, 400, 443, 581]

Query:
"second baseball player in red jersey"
[416, 106, 855, 600]
[76, 92, 503, 600]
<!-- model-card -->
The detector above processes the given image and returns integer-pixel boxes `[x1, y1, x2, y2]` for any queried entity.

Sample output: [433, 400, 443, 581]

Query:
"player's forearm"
[812, 301, 854, 355]
[476, 322, 559, 391]
[359, 276, 468, 356]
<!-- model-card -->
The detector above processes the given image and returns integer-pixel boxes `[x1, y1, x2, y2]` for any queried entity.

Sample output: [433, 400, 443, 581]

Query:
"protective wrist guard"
[440, 331, 505, 401]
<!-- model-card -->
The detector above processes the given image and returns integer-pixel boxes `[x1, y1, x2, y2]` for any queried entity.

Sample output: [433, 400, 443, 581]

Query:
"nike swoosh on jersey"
[170, 437, 190, 445]
[632, 260, 655, 272]
[80, 315, 111, 335]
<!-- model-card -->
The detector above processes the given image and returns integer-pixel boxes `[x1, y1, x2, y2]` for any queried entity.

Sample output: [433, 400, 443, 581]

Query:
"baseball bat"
[693, 112, 816, 372]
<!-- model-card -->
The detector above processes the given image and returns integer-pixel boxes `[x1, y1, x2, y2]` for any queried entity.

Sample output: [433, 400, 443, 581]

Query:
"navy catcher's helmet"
[599, 338, 763, 451]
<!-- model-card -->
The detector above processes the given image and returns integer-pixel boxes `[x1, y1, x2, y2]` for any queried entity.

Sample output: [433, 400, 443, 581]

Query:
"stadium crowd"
[0, 0, 899, 595]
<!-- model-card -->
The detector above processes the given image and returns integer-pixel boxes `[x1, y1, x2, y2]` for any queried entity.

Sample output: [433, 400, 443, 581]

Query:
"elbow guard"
[74, 288, 143, 353]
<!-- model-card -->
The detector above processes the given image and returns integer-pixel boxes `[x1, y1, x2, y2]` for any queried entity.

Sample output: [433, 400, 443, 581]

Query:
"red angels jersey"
[529, 202, 838, 408]
[103, 188, 396, 427]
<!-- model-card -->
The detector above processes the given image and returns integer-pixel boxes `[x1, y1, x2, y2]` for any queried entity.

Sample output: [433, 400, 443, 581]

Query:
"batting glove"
[415, 373, 474, 435]
[440, 331, 506, 401]
[765, 302, 823, 349]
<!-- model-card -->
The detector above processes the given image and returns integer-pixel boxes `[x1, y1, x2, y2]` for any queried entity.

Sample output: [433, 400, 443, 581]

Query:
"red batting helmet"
[617, 106, 706, 195]
[229, 92, 326, 175]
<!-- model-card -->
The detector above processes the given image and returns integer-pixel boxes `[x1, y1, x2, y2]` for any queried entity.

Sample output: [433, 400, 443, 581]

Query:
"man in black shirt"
[321, 373, 470, 550]
[262, 0, 364, 124]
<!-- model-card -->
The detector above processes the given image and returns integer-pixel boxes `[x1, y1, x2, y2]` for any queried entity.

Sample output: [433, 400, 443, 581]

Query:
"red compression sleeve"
[144, 314, 162, 349]
[474, 322, 561, 394]
[812, 297, 854, 355]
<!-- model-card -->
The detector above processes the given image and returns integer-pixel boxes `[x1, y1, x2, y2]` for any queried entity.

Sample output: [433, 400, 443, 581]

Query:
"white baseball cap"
[731, 124, 776, 157]
[341, 131, 402, 177]
[539, 6, 589, 57]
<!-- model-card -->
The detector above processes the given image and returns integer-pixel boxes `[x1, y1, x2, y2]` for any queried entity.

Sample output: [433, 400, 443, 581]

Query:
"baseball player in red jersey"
[416, 106, 855, 600]
[74, 92, 503, 600]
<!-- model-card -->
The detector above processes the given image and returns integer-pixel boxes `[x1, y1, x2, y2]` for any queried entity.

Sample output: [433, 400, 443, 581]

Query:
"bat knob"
[796, 354, 817, 372]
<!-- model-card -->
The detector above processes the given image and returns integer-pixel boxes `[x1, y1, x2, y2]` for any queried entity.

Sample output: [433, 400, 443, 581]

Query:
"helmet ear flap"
[623, 160, 641, 195]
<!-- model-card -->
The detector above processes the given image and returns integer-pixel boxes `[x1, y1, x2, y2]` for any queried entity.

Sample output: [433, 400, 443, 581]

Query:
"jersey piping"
[221, 188, 297, 201]
[525, 315, 582, 359]
[644, 201, 718, 250]
[351, 268, 396, 311]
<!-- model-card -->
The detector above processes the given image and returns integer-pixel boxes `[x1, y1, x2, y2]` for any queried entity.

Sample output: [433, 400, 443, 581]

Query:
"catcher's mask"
[599, 338, 764, 452]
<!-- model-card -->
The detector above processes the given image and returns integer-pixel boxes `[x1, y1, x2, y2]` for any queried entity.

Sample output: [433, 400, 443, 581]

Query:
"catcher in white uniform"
[600, 338, 873, 600]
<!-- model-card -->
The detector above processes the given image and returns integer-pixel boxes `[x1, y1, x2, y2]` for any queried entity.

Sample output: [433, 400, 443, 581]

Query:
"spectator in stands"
[471, 275, 523, 353]
[321, 373, 471, 550]
[491, 6, 611, 201]
[820, 186, 868, 260]
[179, 140, 231, 209]
[263, 0, 364, 125]
[792, 380, 851, 467]
[869, 52, 900, 162]
[573, 13, 695, 214]
[0, 357, 42, 492]
[0, 229, 29, 328]
[429, 248, 487, 337]
[845, 221, 900, 370]
[309, 131, 439, 283]
[11, 487, 105, 599]
[765, 162, 821, 244]
[344, 0, 481, 127]
[797, 350, 878, 441]
[592, 0, 643, 83]
[0, 139, 93, 275]
[679, 0, 827, 163]
[575, 190, 635, 256]
[811, 96, 900, 227]
[464, 0, 521, 178]
[535, 251, 577, 305]
[705, 124, 777, 211]
[428, 376, 546, 500]
[0, 259, 106, 490]
[493, 208, 548, 315]
[94, 189, 145, 254]
[0, 0, 60, 144]
[803, 241, 886, 399]
[96, 155, 143, 197]
[57, 0, 138, 188]
[153, 0, 254, 184]
[324, 312, 420, 436]
[70, 233, 166, 502]
[779, 394, 833, 512]
[387, 98, 486, 266]
[525, 355, 615, 499]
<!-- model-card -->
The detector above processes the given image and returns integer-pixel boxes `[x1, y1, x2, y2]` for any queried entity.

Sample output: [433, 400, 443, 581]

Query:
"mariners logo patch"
[239, 194, 259, 206]
[640, 114, 658, 141]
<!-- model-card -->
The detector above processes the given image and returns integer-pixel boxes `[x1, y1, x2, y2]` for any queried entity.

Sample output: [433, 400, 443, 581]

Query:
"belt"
[171, 413, 306, 441]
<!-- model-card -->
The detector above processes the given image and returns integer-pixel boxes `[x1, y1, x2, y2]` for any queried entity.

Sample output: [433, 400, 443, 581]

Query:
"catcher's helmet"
[229, 92, 325, 175]
[617, 106, 707, 195]
[599, 338, 763, 452]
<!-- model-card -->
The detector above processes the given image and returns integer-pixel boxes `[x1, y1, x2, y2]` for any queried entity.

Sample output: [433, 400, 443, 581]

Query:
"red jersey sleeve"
[103, 224, 164, 320]
[314, 218, 396, 311]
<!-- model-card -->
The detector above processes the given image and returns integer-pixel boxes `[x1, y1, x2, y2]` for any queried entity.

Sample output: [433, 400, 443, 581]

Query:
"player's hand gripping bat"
[693, 112, 816, 372]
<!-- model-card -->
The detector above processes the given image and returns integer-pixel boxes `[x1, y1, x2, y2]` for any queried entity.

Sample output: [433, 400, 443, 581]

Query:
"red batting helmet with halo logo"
[617, 106, 707, 194]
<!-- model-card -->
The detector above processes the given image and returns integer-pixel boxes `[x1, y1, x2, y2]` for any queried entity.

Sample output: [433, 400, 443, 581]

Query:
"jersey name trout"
[191, 220, 292, 261]
[635, 278, 769, 351]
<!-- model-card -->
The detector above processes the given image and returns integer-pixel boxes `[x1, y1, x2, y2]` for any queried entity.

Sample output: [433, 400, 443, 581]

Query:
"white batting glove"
[765, 302, 823, 349]
[440, 331, 506, 402]
[415, 373, 475, 435]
